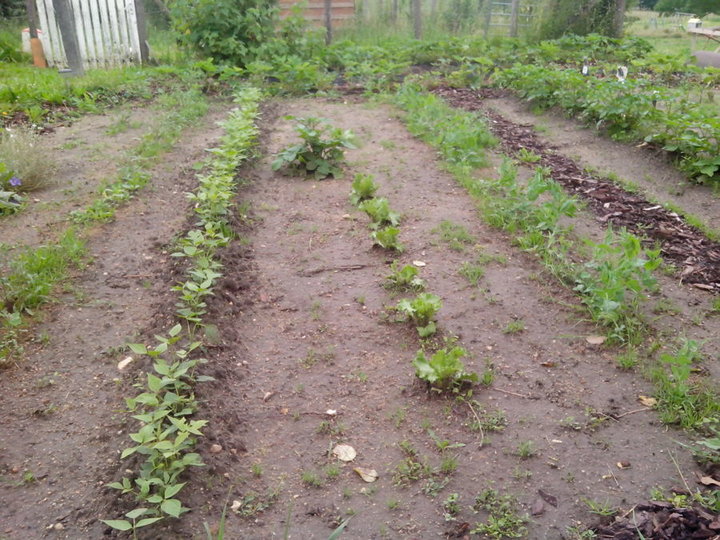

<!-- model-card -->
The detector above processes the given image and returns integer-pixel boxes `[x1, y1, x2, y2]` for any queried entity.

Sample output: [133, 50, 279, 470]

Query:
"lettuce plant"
[413, 347, 478, 391]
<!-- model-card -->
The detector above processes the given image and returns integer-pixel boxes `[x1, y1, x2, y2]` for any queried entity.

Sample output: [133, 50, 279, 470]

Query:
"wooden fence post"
[52, 0, 84, 75]
[413, 0, 422, 38]
[509, 0, 519, 37]
[134, 0, 149, 62]
[324, 0, 332, 44]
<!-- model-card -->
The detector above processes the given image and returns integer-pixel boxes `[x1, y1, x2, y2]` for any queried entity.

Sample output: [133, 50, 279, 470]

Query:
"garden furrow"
[433, 86, 720, 294]
[0, 105, 231, 539]
[171, 97, 698, 539]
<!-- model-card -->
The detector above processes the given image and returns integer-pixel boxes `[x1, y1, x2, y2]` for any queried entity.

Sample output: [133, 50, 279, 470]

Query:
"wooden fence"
[36, 0, 144, 69]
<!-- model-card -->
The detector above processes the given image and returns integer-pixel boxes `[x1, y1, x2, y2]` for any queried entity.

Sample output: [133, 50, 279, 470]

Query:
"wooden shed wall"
[278, 0, 355, 25]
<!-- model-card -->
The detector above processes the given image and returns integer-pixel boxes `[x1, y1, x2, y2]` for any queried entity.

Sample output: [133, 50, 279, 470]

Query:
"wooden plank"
[105, 0, 123, 66]
[97, 0, 115, 67]
[35, 0, 57, 65]
[88, 0, 105, 68]
[115, 0, 131, 63]
[125, 0, 141, 63]
[43, 0, 68, 67]
[73, 0, 93, 69]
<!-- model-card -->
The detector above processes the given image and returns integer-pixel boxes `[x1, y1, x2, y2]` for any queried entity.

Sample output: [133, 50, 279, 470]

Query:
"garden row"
[392, 83, 720, 512]
[104, 87, 262, 535]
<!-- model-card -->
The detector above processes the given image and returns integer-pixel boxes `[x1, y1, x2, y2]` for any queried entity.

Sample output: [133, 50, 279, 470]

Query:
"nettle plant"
[272, 116, 355, 179]
[396, 293, 442, 337]
[349, 173, 379, 206]
[413, 346, 478, 392]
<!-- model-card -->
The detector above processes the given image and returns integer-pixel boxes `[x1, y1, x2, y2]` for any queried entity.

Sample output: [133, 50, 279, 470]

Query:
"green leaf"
[147, 373, 163, 393]
[125, 507, 150, 520]
[136, 517, 163, 528]
[128, 343, 147, 355]
[101, 519, 132, 531]
[164, 482, 186, 498]
[161, 498, 183, 518]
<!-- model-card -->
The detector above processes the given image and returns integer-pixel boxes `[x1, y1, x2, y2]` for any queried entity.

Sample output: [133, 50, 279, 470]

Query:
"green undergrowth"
[0, 62, 222, 126]
[0, 228, 86, 365]
[71, 88, 209, 224]
[104, 87, 262, 535]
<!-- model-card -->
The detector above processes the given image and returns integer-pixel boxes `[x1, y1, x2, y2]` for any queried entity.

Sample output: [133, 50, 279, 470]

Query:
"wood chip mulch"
[432, 86, 720, 293]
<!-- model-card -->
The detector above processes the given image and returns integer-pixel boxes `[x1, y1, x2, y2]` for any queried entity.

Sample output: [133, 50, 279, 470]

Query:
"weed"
[514, 440, 536, 459]
[472, 489, 528, 539]
[251, 463, 263, 477]
[324, 464, 341, 480]
[480, 359, 495, 387]
[396, 293, 442, 337]
[387, 499, 401, 510]
[355, 295, 366, 305]
[502, 319, 526, 334]
[440, 455, 458, 474]
[0, 126, 56, 192]
[272, 116, 355, 179]
[413, 346, 478, 391]
[385, 261, 425, 291]
[512, 466, 533, 481]
[390, 407, 407, 428]
[653, 339, 720, 428]
[582, 498, 617, 517]
[427, 429, 466, 452]
[443, 493, 461, 520]
[566, 525, 598, 539]
[302, 347, 335, 367]
[352, 370, 368, 383]
[398, 439, 418, 457]
[317, 420, 346, 436]
[310, 300, 322, 320]
[516, 147, 542, 163]
[393, 457, 432, 486]
[229, 490, 278, 517]
[469, 408, 507, 433]
[106, 110, 139, 135]
[423, 476, 450, 497]
[459, 261, 485, 286]
[432, 220, 475, 251]
[301, 470, 324, 488]
[616, 349, 638, 370]
[349, 173, 379, 206]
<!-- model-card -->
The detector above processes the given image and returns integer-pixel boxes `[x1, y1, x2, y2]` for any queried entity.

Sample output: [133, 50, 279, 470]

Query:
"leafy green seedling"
[102, 507, 162, 535]
[385, 261, 425, 291]
[349, 173, 379, 206]
[396, 293, 442, 336]
[372, 226, 403, 252]
[359, 197, 400, 229]
[413, 347, 478, 391]
[272, 116, 355, 179]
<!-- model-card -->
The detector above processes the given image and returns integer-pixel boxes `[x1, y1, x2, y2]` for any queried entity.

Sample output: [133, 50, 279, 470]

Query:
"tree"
[536, 0, 629, 39]
[656, 0, 719, 15]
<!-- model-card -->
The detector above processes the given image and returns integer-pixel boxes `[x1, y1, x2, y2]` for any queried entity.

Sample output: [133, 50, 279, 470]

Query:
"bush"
[170, 0, 277, 66]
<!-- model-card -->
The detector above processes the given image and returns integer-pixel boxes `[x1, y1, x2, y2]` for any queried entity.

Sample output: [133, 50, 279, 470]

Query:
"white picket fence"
[36, 0, 143, 69]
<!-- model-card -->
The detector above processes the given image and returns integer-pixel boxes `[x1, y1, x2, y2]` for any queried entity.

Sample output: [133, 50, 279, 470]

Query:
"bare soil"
[0, 94, 718, 540]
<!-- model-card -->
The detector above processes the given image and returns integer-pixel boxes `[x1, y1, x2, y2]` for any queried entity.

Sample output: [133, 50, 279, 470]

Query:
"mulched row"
[592, 501, 720, 539]
[432, 86, 720, 293]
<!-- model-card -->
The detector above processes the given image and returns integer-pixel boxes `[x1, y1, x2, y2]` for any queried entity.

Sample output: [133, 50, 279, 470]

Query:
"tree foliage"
[0, 0, 24, 18]
[169, 0, 278, 66]
[536, 0, 627, 39]
[655, 0, 719, 16]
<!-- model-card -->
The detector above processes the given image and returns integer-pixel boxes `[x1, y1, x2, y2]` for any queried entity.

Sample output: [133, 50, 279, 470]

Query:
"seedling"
[459, 261, 485, 286]
[349, 173, 379, 206]
[359, 198, 400, 229]
[371, 226, 404, 252]
[396, 293, 442, 337]
[413, 347, 479, 391]
[443, 493, 461, 520]
[423, 476, 450, 497]
[616, 349, 638, 370]
[102, 507, 162, 536]
[516, 148, 541, 163]
[582, 498, 617, 517]
[385, 261, 425, 291]
[272, 117, 355, 179]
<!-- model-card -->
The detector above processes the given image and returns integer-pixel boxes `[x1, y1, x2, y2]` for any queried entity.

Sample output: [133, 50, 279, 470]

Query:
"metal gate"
[484, 0, 540, 37]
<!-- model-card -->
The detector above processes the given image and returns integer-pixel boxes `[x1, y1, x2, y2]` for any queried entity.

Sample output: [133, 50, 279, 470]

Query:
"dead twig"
[614, 407, 651, 419]
[490, 387, 533, 399]
[297, 264, 367, 277]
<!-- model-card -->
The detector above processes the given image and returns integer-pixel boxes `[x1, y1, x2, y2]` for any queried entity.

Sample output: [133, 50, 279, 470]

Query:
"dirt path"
[0, 103, 231, 539]
[172, 98, 700, 539]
